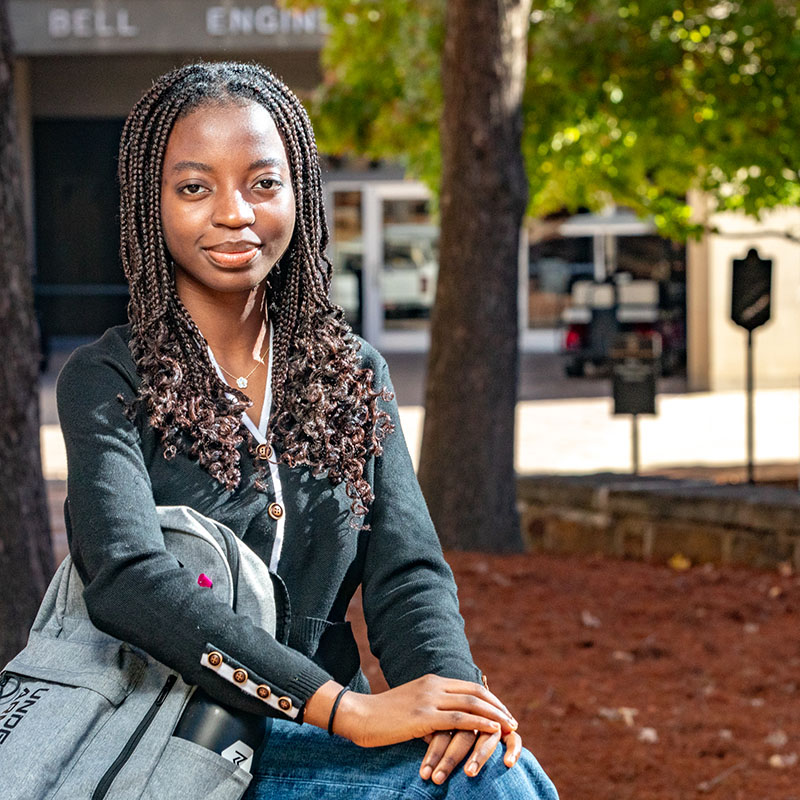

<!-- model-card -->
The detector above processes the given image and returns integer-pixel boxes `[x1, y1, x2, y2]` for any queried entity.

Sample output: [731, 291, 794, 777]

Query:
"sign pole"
[631, 413, 640, 475]
[746, 329, 754, 484]
[730, 248, 772, 487]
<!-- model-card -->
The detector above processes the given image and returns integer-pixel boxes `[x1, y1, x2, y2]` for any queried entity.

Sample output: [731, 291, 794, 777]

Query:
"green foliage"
[290, 0, 445, 187]
[526, 0, 800, 238]
[290, 0, 800, 239]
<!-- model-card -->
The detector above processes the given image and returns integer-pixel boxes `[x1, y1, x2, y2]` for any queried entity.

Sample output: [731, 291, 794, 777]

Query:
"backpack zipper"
[91, 673, 177, 800]
[0, 671, 21, 702]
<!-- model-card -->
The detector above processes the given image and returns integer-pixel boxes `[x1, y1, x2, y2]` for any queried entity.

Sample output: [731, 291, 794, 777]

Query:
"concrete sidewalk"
[385, 387, 800, 478]
[41, 386, 800, 481]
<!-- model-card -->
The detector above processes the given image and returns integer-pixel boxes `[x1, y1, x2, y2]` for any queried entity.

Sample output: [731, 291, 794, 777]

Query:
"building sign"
[9, 1, 327, 55]
[46, 7, 139, 39]
[206, 5, 323, 36]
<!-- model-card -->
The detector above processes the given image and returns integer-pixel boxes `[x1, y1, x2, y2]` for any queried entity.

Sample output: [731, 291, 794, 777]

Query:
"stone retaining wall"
[518, 474, 800, 569]
[49, 474, 800, 569]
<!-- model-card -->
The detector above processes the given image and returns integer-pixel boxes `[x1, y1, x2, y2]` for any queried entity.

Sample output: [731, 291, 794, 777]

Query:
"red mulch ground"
[350, 552, 800, 800]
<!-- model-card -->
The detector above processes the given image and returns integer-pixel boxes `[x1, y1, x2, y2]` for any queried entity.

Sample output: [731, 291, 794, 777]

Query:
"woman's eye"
[257, 178, 280, 190]
[180, 183, 206, 195]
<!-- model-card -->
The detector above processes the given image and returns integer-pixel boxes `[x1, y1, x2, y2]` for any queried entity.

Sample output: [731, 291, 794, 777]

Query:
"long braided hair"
[118, 61, 394, 516]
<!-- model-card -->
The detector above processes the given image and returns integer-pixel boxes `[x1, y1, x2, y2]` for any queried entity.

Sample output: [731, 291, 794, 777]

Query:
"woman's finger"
[441, 678, 514, 719]
[434, 692, 517, 733]
[419, 731, 454, 780]
[434, 709, 505, 737]
[463, 728, 503, 777]
[429, 731, 476, 785]
[502, 730, 523, 768]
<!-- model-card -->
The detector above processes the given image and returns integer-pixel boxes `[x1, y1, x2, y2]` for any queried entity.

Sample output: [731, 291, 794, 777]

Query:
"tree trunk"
[418, 0, 531, 551]
[0, 0, 53, 666]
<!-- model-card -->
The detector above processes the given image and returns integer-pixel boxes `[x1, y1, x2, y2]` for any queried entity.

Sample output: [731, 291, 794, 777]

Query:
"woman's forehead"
[164, 101, 289, 168]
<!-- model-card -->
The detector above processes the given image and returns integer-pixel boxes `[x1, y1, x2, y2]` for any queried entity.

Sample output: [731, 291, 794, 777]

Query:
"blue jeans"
[243, 720, 559, 799]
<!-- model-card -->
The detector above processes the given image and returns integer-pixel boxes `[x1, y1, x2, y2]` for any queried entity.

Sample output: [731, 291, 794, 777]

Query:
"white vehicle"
[381, 224, 438, 315]
[330, 224, 439, 318]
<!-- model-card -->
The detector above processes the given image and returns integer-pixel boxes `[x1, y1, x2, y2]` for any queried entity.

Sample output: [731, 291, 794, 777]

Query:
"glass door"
[328, 189, 364, 334]
[325, 180, 438, 350]
[380, 196, 438, 338]
[375, 183, 437, 350]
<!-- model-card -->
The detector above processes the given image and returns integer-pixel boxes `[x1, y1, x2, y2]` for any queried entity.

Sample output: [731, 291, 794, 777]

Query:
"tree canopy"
[293, 0, 800, 239]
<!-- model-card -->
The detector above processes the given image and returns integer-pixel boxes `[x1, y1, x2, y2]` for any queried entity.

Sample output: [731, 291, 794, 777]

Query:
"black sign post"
[731, 248, 773, 484]
[611, 333, 659, 475]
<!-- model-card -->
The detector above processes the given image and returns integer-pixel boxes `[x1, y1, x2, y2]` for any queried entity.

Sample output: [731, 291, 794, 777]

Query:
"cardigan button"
[208, 651, 223, 668]
[277, 696, 292, 712]
[256, 443, 273, 460]
[233, 669, 248, 684]
[268, 502, 284, 520]
[256, 684, 271, 700]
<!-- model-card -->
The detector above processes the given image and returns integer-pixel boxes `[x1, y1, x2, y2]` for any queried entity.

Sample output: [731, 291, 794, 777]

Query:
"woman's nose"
[212, 190, 256, 228]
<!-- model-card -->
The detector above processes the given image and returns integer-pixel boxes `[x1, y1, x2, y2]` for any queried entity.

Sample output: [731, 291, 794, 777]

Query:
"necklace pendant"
[236, 377, 248, 389]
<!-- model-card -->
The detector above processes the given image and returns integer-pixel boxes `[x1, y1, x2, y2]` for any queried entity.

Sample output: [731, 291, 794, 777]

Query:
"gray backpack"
[0, 505, 276, 800]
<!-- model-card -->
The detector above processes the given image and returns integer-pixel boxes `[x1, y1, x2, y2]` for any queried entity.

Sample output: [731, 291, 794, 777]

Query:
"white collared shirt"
[207, 323, 285, 572]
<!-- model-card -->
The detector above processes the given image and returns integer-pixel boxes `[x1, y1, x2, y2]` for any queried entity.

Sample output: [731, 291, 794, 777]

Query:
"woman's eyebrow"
[250, 157, 288, 170]
[171, 160, 213, 173]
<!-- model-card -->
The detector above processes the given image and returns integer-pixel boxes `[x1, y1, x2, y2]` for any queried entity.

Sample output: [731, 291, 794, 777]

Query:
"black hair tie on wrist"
[327, 686, 350, 736]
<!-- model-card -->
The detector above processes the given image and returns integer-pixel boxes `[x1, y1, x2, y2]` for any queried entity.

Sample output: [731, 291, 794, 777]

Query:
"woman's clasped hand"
[305, 675, 522, 784]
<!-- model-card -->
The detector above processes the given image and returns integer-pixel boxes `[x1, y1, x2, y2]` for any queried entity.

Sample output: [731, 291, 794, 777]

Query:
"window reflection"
[330, 191, 363, 333]
[382, 198, 438, 332]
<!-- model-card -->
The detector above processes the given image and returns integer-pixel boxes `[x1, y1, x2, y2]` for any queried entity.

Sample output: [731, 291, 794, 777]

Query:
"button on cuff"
[200, 644, 299, 720]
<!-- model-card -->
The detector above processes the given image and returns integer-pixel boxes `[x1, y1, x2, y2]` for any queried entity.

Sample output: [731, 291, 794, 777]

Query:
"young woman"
[56, 61, 558, 798]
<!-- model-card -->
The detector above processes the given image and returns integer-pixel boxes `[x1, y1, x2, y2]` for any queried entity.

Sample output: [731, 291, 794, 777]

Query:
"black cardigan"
[56, 325, 482, 721]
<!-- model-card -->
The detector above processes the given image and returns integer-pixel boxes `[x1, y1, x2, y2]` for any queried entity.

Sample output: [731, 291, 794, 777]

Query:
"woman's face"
[160, 100, 296, 300]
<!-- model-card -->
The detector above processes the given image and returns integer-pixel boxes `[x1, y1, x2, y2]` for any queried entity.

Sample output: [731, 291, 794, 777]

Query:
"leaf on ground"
[668, 553, 692, 571]
[581, 609, 601, 628]
[612, 650, 635, 662]
[598, 706, 639, 726]
[765, 730, 788, 749]
[638, 727, 659, 743]
[768, 753, 798, 768]
[618, 707, 638, 727]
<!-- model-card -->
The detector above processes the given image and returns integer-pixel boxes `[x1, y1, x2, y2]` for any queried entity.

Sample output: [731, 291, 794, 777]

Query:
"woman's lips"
[205, 247, 260, 267]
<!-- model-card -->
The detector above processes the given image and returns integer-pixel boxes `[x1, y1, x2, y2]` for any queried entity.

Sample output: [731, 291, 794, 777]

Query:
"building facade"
[687, 202, 800, 392]
[9, 2, 798, 387]
[10, 0, 450, 352]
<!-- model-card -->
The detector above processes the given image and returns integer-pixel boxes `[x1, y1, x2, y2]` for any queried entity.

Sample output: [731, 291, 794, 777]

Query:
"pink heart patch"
[197, 573, 213, 588]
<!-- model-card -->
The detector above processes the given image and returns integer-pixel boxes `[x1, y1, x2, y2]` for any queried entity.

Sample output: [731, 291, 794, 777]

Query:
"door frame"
[325, 179, 434, 351]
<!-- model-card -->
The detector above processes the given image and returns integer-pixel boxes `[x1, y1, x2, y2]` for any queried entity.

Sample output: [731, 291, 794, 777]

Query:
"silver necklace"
[217, 344, 268, 389]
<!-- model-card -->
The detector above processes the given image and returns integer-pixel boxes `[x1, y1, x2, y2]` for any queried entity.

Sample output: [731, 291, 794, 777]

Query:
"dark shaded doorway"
[33, 118, 128, 352]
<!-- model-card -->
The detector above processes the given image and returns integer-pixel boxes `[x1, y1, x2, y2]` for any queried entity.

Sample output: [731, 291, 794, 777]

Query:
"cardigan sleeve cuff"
[286, 662, 335, 718]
